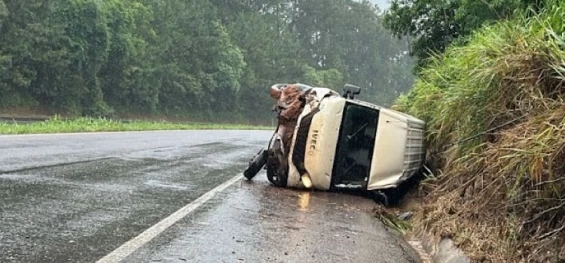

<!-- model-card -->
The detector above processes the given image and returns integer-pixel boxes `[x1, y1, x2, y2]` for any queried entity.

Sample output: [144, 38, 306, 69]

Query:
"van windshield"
[332, 103, 379, 188]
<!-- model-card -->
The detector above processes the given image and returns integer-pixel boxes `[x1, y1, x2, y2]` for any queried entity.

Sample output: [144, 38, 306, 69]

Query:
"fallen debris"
[397, 212, 414, 221]
[373, 205, 411, 235]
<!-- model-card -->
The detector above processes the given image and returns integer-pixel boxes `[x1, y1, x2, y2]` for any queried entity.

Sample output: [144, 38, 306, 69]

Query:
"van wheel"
[370, 188, 406, 207]
[244, 149, 268, 180]
[369, 190, 390, 206]
[266, 140, 288, 187]
[266, 156, 288, 187]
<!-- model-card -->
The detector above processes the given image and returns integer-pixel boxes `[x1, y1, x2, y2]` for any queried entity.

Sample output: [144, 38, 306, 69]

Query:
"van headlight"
[301, 173, 313, 189]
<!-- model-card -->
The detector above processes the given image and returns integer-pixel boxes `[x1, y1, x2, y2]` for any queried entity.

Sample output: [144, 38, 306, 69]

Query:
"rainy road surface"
[0, 131, 420, 263]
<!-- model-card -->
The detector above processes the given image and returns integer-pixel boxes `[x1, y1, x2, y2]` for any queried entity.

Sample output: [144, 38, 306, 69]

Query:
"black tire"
[244, 149, 268, 180]
[368, 190, 390, 206]
[266, 139, 288, 187]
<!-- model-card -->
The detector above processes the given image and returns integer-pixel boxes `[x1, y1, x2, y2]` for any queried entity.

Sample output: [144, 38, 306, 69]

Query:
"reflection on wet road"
[123, 175, 418, 263]
[0, 131, 418, 262]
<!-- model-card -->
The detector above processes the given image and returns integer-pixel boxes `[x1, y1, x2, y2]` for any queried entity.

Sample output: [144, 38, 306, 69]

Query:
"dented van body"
[244, 84, 426, 193]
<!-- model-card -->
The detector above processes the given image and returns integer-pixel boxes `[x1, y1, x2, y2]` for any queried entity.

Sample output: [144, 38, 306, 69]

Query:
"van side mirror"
[343, 84, 361, 99]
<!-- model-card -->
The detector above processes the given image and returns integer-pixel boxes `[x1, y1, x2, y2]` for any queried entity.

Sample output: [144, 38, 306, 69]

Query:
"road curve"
[0, 130, 419, 262]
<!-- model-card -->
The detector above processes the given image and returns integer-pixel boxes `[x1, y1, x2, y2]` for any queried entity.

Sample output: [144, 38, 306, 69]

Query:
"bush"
[395, 1, 565, 261]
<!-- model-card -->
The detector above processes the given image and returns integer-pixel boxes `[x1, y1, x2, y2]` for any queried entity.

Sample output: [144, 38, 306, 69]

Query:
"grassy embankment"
[392, 2, 565, 262]
[0, 117, 272, 134]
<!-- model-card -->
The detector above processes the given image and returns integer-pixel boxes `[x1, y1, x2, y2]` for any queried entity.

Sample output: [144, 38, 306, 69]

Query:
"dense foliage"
[0, 0, 412, 123]
[393, 0, 565, 261]
[383, 0, 545, 69]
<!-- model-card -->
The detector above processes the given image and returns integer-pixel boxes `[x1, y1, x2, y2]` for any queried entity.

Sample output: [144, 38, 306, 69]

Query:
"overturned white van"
[244, 84, 426, 195]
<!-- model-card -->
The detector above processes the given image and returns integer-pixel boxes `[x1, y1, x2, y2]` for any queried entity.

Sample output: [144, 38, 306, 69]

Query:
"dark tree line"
[0, 0, 413, 123]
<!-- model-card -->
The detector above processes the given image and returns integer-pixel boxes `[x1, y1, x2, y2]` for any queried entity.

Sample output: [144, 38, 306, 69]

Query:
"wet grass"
[393, 2, 565, 261]
[0, 117, 273, 134]
[373, 205, 412, 235]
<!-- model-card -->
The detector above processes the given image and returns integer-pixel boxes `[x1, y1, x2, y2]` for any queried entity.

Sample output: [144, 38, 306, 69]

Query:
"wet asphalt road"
[0, 131, 419, 263]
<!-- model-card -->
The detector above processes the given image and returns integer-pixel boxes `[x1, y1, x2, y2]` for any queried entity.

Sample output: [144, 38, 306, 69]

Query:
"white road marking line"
[96, 174, 244, 263]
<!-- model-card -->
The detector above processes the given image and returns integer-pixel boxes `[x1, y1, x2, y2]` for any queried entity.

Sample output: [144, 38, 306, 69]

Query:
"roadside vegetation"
[0, 0, 412, 125]
[0, 117, 271, 134]
[390, 0, 565, 261]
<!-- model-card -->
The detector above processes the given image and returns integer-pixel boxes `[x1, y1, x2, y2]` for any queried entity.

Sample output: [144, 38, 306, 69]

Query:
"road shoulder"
[121, 175, 422, 263]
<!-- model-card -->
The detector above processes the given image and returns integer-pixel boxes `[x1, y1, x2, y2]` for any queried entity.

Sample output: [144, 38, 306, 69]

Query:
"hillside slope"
[394, 3, 565, 261]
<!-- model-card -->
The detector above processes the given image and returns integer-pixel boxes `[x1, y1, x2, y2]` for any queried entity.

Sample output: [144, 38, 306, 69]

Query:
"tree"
[383, 0, 528, 69]
[286, 0, 413, 104]
[0, 0, 415, 122]
[141, 0, 245, 117]
[99, 0, 158, 113]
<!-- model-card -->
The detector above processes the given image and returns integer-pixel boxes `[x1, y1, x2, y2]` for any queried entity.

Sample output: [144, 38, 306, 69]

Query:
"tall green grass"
[0, 117, 272, 134]
[395, 1, 565, 261]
